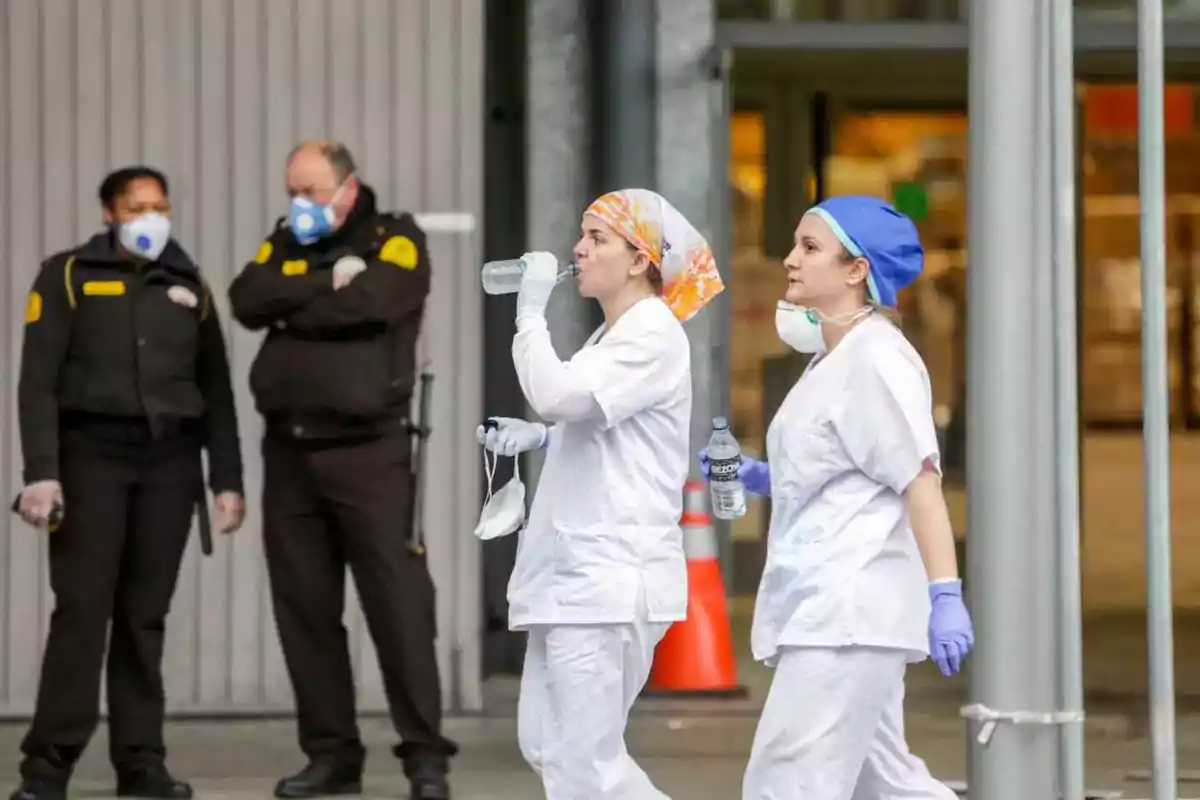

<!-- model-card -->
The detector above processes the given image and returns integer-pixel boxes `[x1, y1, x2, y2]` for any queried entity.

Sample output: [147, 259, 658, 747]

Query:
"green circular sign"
[893, 182, 930, 222]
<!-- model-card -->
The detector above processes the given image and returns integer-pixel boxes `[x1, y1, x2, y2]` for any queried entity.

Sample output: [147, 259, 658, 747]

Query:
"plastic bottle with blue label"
[707, 416, 746, 520]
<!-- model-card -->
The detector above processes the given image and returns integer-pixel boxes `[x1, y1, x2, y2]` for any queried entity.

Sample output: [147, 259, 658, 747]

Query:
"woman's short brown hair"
[626, 240, 664, 294]
[841, 245, 901, 323]
[646, 264, 663, 294]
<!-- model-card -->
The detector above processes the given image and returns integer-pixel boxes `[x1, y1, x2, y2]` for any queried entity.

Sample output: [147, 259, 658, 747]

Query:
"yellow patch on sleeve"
[254, 241, 274, 264]
[379, 235, 419, 270]
[25, 291, 42, 324]
[82, 280, 126, 296]
[281, 259, 309, 276]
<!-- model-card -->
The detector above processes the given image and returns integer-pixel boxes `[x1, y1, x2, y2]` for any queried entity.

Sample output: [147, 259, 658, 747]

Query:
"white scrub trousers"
[743, 646, 958, 800]
[517, 614, 671, 800]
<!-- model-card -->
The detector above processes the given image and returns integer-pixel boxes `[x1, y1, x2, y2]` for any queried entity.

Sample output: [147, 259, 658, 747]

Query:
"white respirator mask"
[119, 212, 172, 262]
[474, 447, 526, 540]
[775, 301, 873, 355]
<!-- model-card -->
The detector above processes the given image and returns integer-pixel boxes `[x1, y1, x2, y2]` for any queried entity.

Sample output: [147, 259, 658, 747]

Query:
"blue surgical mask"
[288, 180, 351, 245]
[118, 212, 171, 261]
[289, 196, 336, 245]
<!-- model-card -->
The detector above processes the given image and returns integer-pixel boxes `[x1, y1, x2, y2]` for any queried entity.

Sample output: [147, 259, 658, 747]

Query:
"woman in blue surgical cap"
[702, 196, 973, 799]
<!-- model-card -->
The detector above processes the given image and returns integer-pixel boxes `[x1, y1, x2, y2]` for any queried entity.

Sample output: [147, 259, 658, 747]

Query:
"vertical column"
[596, 0, 657, 192]
[1050, 0, 1087, 795]
[657, 0, 732, 581]
[1030, 0, 1063, 791]
[526, 0, 595, 475]
[482, 0, 531, 678]
[657, 0, 727, 464]
[965, 0, 1054, 797]
[1137, 1, 1179, 798]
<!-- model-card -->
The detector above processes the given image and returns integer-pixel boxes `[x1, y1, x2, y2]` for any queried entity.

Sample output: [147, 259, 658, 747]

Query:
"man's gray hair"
[287, 139, 357, 183]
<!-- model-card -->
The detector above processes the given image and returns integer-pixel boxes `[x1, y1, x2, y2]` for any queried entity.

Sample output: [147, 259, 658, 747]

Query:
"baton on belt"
[409, 367, 434, 555]
[10, 495, 65, 532]
[196, 490, 214, 557]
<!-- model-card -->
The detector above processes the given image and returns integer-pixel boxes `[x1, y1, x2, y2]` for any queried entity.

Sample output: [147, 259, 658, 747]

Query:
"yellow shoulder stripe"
[199, 276, 212, 321]
[64, 255, 77, 309]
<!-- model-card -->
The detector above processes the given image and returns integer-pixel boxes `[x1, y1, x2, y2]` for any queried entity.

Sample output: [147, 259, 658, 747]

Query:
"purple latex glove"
[698, 450, 771, 496]
[928, 579, 974, 676]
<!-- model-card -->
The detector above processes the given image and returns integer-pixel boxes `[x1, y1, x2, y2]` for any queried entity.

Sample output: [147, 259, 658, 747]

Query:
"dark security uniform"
[227, 185, 457, 789]
[16, 233, 243, 786]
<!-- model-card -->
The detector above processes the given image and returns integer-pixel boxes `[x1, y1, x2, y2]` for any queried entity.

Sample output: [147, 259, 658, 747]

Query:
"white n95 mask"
[119, 212, 172, 261]
[775, 301, 826, 354]
[474, 447, 526, 540]
[775, 301, 873, 354]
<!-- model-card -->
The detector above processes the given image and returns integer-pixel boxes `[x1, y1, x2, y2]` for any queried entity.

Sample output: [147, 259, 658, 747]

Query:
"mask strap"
[811, 305, 873, 326]
[328, 175, 356, 219]
[331, 174, 354, 204]
[482, 447, 497, 505]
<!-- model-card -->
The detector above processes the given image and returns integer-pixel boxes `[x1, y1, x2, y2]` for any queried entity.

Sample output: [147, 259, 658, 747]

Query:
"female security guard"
[10, 167, 245, 800]
[702, 196, 973, 799]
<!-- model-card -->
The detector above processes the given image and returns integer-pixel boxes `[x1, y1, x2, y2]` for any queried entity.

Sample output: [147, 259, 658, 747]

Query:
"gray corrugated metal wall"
[0, 0, 484, 716]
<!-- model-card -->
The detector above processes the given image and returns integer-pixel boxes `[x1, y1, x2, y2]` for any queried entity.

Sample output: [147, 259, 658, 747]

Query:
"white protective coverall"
[510, 296, 691, 800]
[743, 315, 957, 800]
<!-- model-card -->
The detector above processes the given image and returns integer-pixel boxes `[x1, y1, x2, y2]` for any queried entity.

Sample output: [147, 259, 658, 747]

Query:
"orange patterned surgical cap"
[584, 188, 725, 322]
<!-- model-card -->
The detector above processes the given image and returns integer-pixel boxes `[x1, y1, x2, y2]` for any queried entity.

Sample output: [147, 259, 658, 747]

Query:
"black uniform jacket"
[227, 185, 432, 440]
[17, 231, 244, 494]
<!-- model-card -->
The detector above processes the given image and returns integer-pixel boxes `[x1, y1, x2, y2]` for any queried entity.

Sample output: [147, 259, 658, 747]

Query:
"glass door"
[819, 104, 969, 540]
[724, 85, 973, 588]
[1080, 83, 1200, 429]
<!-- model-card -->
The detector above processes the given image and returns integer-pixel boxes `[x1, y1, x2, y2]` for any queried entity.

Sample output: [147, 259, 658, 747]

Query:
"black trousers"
[262, 430, 457, 773]
[20, 436, 200, 779]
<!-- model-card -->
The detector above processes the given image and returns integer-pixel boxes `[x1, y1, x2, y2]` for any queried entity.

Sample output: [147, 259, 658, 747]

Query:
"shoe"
[8, 777, 66, 800]
[115, 763, 193, 799]
[273, 759, 363, 799]
[407, 766, 450, 800]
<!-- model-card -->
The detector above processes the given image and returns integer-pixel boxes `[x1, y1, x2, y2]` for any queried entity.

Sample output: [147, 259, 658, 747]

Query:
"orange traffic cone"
[643, 480, 748, 698]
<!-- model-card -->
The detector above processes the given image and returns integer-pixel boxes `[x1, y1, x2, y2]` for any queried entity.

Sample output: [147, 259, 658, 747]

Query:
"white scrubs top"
[507, 297, 692, 629]
[752, 314, 939, 665]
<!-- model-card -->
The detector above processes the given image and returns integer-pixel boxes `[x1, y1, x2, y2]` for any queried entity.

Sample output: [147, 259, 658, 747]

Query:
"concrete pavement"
[0, 706, 1197, 799]
[3, 608, 1200, 797]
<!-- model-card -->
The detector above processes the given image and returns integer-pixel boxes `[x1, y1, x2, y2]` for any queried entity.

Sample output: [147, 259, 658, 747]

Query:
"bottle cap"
[712, 416, 729, 430]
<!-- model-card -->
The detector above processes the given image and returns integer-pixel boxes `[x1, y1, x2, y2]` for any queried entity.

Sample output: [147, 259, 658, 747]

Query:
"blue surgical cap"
[806, 195, 924, 308]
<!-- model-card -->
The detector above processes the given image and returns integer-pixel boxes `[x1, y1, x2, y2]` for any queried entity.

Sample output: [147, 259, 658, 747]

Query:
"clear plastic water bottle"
[481, 257, 580, 295]
[707, 416, 746, 520]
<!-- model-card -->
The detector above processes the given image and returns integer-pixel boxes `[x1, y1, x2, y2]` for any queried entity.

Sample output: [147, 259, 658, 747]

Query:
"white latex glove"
[19, 480, 63, 529]
[474, 417, 548, 457]
[516, 251, 559, 324]
[333, 256, 368, 290]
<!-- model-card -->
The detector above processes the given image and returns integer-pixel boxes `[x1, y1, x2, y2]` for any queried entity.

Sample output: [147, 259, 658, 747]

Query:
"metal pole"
[1032, 1, 1063, 791]
[1137, 1, 1179, 798]
[708, 45, 736, 591]
[965, 0, 1051, 796]
[1049, 0, 1086, 796]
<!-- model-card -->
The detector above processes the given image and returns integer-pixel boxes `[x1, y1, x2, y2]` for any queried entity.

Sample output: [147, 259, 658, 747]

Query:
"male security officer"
[228, 141, 456, 800]
[10, 166, 245, 800]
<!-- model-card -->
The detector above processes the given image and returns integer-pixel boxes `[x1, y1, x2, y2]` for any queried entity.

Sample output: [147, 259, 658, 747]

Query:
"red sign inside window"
[1085, 84, 1194, 136]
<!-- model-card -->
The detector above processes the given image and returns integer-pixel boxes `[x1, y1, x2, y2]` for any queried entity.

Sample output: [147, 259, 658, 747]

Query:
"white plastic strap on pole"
[960, 703, 1085, 746]
[413, 212, 476, 234]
